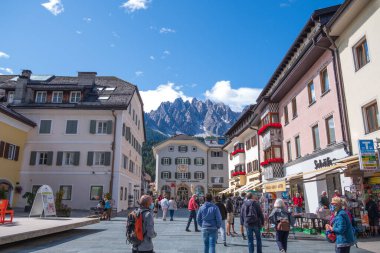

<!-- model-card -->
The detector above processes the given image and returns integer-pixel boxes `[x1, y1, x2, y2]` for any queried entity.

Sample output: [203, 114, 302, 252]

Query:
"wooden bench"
[0, 199, 14, 224]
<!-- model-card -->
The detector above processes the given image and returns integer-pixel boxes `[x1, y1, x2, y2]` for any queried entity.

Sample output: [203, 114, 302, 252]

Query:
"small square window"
[363, 102, 379, 134]
[70, 91, 81, 103]
[60, 185, 72, 200]
[168, 146, 174, 152]
[38, 152, 48, 165]
[353, 38, 370, 71]
[63, 152, 75, 165]
[39, 120, 52, 134]
[192, 146, 197, 152]
[66, 120, 78, 134]
[94, 152, 106, 165]
[308, 82, 316, 104]
[7, 91, 14, 103]
[52, 91, 63, 103]
[35, 91, 47, 103]
[90, 186, 103, 200]
[178, 146, 188, 152]
[97, 121, 108, 134]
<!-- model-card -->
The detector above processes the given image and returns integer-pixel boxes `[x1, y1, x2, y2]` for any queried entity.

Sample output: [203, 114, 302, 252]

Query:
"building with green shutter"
[0, 70, 145, 211]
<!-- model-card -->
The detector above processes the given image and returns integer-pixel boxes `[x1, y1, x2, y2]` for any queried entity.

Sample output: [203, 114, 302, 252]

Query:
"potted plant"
[22, 192, 35, 212]
[15, 182, 23, 194]
[55, 190, 71, 217]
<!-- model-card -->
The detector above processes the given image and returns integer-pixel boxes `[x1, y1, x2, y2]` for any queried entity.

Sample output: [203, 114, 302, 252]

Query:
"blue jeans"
[202, 229, 217, 253]
[246, 226, 262, 253]
[169, 210, 175, 220]
[295, 207, 303, 213]
[218, 220, 226, 242]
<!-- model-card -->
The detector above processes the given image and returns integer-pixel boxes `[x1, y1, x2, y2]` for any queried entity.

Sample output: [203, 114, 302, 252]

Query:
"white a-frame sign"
[29, 185, 57, 218]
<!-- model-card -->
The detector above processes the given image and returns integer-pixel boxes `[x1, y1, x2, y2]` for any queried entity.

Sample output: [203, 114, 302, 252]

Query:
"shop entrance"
[326, 172, 342, 200]
[177, 187, 189, 201]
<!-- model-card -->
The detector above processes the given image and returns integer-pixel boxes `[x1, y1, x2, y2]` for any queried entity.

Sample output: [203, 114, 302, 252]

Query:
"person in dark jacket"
[225, 193, 237, 236]
[365, 196, 379, 236]
[320, 191, 330, 209]
[215, 196, 227, 246]
[240, 193, 264, 253]
[240, 192, 247, 240]
[197, 193, 222, 253]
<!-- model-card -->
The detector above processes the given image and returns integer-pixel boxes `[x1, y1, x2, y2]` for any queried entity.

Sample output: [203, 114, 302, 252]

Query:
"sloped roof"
[0, 104, 36, 127]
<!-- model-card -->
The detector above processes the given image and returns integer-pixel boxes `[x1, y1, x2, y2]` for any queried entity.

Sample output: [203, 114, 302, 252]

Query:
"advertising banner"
[264, 180, 286, 193]
[358, 140, 378, 171]
[29, 185, 56, 218]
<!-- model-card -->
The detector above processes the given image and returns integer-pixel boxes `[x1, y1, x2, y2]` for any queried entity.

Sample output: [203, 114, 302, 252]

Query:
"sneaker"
[195, 230, 201, 232]
[243, 235, 247, 240]
[280, 250, 286, 253]
[186, 229, 191, 232]
[224, 242, 227, 247]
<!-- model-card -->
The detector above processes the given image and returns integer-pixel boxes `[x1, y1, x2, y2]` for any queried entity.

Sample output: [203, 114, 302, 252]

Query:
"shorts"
[227, 213, 234, 224]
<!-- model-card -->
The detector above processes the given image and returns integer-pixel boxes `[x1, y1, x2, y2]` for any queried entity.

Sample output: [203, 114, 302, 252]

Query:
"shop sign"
[264, 180, 286, 193]
[29, 185, 56, 218]
[358, 140, 378, 171]
[314, 157, 336, 170]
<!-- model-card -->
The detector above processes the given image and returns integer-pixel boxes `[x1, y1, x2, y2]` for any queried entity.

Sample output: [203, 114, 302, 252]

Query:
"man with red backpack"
[240, 193, 264, 253]
[127, 195, 157, 253]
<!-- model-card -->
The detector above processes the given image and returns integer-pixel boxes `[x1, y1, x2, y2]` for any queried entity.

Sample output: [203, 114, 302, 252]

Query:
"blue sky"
[0, 0, 342, 112]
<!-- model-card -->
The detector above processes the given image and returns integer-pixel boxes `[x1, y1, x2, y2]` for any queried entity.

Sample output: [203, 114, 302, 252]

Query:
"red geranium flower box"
[231, 149, 245, 156]
[258, 123, 282, 135]
[260, 158, 284, 167]
[231, 171, 247, 177]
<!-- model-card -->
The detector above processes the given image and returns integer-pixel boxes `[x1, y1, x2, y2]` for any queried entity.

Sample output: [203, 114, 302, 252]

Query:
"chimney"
[13, 69, 31, 104]
[78, 72, 97, 86]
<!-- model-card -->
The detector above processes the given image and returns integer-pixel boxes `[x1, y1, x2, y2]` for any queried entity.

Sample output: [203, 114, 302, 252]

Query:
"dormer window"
[7, 91, 14, 103]
[52, 91, 63, 103]
[70, 91, 81, 103]
[35, 91, 47, 103]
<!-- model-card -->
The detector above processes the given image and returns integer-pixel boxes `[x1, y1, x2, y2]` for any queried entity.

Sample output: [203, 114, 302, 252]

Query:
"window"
[194, 157, 205, 166]
[211, 151, 223, 157]
[234, 164, 245, 173]
[63, 152, 75, 165]
[177, 172, 189, 179]
[161, 157, 171, 165]
[251, 135, 257, 147]
[123, 155, 128, 169]
[320, 68, 330, 94]
[124, 187, 127, 200]
[90, 186, 103, 200]
[39, 120, 52, 134]
[52, 91, 63, 103]
[326, 116, 336, 145]
[295, 136, 301, 158]
[364, 102, 380, 133]
[7, 91, 14, 103]
[284, 105, 289, 125]
[178, 146, 188, 152]
[263, 146, 282, 160]
[120, 187, 123, 201]
[217, 164, 223, 170]
[292, 97, 297, 118]
[6, 144, 16, 160]
[354, 38, 370, 70]
[94, 152, 106, 165]
[35, 91, 47, 103]
[211, 177, 223, 183]
[252, 160, 259, 172]
[246, 140, 251, 150]
[308, 82, 316, 104]
[211, 164, 223, 170]
[312, 125, 320, 150]
[70, 91, 81, 103]
[97, 121, 108, 134]
[176, 157, 191, 165]
[38, 152, 48, 165]
[60, 185, 72, 200]
[129, 160, 134, 173]
[194, 172, 204, 180]
[286, 141, 292, 162]
[162, 171, 170, 179]
[247, 162, 253, 173]
[192, 146, 197, 152]
[66, 120, 78, 134]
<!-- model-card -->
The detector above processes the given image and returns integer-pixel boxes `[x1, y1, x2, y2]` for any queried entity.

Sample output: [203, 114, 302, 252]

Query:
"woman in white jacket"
[168, 197, 178, 221]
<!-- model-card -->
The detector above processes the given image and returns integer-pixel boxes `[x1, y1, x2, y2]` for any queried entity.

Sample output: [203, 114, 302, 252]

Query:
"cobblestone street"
[0, 209, 376, 253]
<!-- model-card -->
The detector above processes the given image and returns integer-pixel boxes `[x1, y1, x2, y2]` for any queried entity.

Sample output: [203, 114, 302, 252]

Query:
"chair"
[0, 199, 14, 224]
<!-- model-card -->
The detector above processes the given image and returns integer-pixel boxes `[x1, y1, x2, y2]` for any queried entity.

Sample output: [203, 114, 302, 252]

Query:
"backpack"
[275, 211, 290, 231]
[126, 209, 149, 246]
[244, 201, 258, 226]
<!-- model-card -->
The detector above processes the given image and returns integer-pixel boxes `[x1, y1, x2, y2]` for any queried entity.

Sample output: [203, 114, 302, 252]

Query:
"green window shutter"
[122, 123, 126, 136]
[202, 158, 205, 165]
[90, 120, 96, 134]
[202, 173, 205, 179]
[106, 120, 113, 134]
[169, 158, 172, 165]
[3, 143, 9, 158]
[104, 152, 111, 166]
[175, 172, 178, 179]
[161, 172, 164, 179]
[87, 152, 94, 166]
[161, 158, 164, 165]
[0, 141, 4, 157]
[175, 158, 178, 165]
[30, 151, 36, 165]
[188, 172, 191, 179]
[169, 172, 172, 179]
[56, 152, 63, 166]
[47, 152, 53, 165]
[74, 152, 80, 166]
[188, 158, 191, 165]
[14, 146, 20, 161]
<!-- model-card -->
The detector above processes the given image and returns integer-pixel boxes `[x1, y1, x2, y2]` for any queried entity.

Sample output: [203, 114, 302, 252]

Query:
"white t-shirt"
[160, 198, 169, 208]
[168, 200, 177, 210]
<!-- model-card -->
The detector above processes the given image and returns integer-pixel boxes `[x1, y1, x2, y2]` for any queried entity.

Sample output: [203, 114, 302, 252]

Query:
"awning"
[219, 185, 235, 194]
[236, 180, 261, 193]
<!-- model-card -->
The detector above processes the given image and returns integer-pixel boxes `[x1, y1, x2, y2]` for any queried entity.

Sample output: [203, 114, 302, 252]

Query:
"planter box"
[24, 206, 32, 213]
[303, 228, 317, 235]
[56, 210, 71, 217]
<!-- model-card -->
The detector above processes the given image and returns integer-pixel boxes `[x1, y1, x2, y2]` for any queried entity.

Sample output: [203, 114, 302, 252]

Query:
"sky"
[0, 0, 342, 112]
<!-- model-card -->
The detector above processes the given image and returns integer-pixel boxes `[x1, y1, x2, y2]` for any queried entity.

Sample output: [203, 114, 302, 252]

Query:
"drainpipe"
[109, 110, 117, 197]
[313, 31, 352, 155]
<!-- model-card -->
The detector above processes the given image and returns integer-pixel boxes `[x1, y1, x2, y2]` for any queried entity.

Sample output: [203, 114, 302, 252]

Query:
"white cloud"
[204, 81, 262, 112]
[163, 50, 170, 55]
[83, 17, 92, 23]
[0, 67, 13, 74]
[110, 43, 116, 48]
[121, 0, 149, 12]
[41, 0, 64, 16]
[160, 27, 176, 34]
[0, 51, 10, 59]
[135, 71, 143, 77]
[76, 30, 82, 35]
[140, 83, 193, 112]
[149, 56, 155, 60]
[112, 31, 120, 38]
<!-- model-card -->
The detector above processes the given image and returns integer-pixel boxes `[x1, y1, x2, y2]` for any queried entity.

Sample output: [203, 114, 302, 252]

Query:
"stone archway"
[0, 179, 14, 205]
[177, 186, 189, 201]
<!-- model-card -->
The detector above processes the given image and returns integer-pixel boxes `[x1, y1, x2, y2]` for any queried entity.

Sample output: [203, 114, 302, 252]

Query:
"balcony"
[263, 164, 285, 180]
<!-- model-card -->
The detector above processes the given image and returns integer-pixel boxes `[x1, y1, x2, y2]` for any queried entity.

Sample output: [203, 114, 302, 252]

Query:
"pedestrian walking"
[168, 197, 177, 221]
[102, 196, 112, 220]
[186, 194, 200, 232]
[269, 199, 295, 253]
[128, 195, 157, 253]
[292, 193, 303, 214]
[240, 192, 247, 240]
[160, 195, 169, 221]
[240, 192, 264, 253]
[319, 191, 330, 209]
[226, 193, 237, 236]
[153, 199, 159, 219]
[326, 197, 356, 253]
[197, 193, 222, 253]
[365, 195, 379, 236]
[214, 195, 227, 247]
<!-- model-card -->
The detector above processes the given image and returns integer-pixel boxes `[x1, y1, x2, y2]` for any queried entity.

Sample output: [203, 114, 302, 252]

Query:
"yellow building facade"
[0, 105, 35, 206]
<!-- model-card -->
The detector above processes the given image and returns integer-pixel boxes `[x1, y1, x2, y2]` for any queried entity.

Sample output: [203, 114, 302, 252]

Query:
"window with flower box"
[261, 146, 283, 166]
